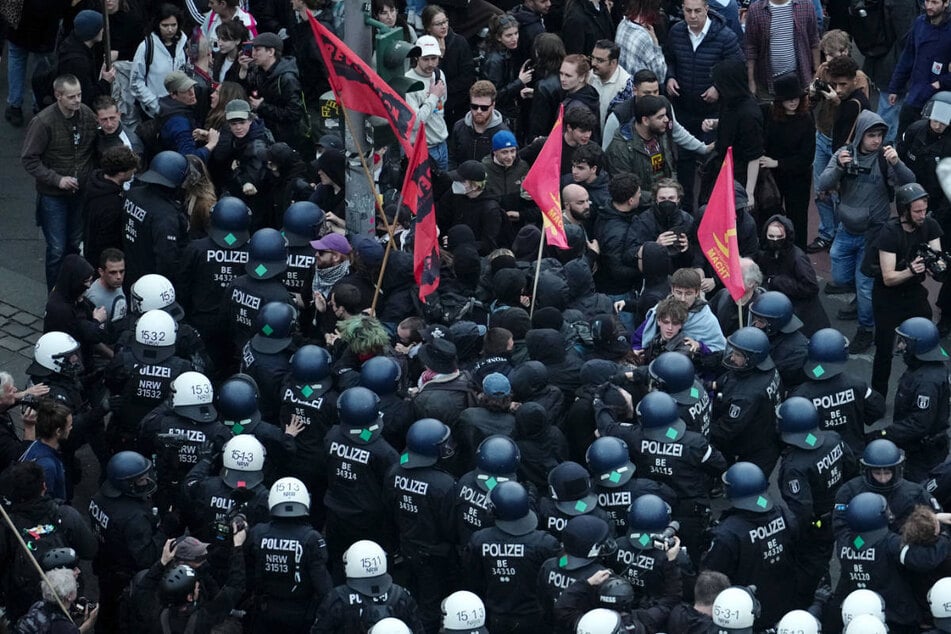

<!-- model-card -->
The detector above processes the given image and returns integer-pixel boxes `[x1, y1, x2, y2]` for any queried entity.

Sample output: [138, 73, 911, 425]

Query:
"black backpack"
[8, 509, 69, 597]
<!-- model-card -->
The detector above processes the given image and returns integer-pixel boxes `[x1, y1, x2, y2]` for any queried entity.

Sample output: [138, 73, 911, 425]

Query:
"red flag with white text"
[697, 147, 744, 300]
[522, 105, 569, 249]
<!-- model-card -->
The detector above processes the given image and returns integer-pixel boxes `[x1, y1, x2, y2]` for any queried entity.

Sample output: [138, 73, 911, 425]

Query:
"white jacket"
[130, 32, 188, 118]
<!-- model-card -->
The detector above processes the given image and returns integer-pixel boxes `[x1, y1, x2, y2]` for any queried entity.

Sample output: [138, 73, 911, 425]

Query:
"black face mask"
[654, 201, 680, 230]
[766, 237, 786, 251]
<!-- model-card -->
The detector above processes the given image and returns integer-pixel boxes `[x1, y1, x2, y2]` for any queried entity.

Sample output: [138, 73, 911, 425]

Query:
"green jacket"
[605, 127, 677, 206]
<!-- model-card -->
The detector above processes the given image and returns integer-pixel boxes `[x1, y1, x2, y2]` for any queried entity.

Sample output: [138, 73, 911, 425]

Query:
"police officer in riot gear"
[712, 327, 783, 476]
[631, 391, 726, 565]
[440, 591, 488, 634]
[88, 451, 165, 632]
[586, 436, 676, 536]
[790, 327, 886, 456]
[776, 610, 821, 634]
[280, 345, 338, 490]
[323, 386, 399, 575]
[834, 491, 951, 634]
[647, 351, 712, 437]
[834, 438, 939, 536]
[123, 151, 189, 288]
[223, 227, 293, 365]
[702, 462, 796, 629]
[124, 274, 212, 374]
[247, 477, 333, 631]
[776, 396, 858, 604]
[927, 577, 951, 633]
[537, 515, 615, 628]
[105, 310, 194, 454]
[748, 291, 810, 389]
[178, 196, 252, 377]
[216, 374, 301, 481]
[310, 539, 424, 633]
[138, 371, 231, 515]
[240, 301, 297, 423]
[361, 356, 414, 450]
[466, 480, 561, 633]
[608, 494, 690, 608]
[841, 587, 887, 628]
[181, 434, 270, 577]
[575, 608, 624, 634]
[385, 418, 458, 633]
[281, 201, 322, 324]
[710, 586, 761, 634]
[454, 435, 523, 545]
[538, 461, 613, 540]
[884, 317, 951, 481]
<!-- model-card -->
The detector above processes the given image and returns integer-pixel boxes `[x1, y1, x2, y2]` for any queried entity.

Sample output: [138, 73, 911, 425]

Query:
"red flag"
[307, 14, 417, 155]
[522, 105, 569, 249]
[697, 147, 744, 301]
[403, 126, 440, 301]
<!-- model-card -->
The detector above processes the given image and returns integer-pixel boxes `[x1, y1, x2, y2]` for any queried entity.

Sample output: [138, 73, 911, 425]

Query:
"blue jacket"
[664, 11, 744, 121]
[887, 10, 951, 108]
[19, 441, 66, 501]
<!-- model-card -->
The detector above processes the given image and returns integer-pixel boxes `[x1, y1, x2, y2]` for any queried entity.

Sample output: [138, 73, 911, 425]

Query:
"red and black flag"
[307, 14, 417, 155]
[403, 126, 439, 301]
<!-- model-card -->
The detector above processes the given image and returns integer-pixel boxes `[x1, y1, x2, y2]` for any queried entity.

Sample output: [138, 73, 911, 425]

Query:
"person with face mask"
[628, 179, 696, 272]
[437, 160, 511, 255]
[754, 215, 830, 338]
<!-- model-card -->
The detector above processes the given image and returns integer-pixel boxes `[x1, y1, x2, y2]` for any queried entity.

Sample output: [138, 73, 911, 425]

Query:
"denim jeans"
[877, 92, 901, 146]
[37, 193, 83, 290]
[813, 131, 836, 241]
[829, 225, 874, 329]
[6, 43, 50, 109]
[428, 141, 448, 171]
[608, 292, 635, 332]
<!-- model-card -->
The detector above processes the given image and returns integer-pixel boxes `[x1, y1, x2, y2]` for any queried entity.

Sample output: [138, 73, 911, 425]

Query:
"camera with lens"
[71, 598, 97, 623]
[214, 488, 253, 541]
[812, 79, 830, 96]
[652, 521, 680, 550]
[841, 161, 870, 177]
[913, 243, 951, 277]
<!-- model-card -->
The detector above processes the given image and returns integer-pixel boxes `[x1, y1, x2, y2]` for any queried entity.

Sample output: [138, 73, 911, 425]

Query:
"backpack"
[849, 0, 892, 58]
[8, 509, 68, 596]
[13, 601, 67, 634]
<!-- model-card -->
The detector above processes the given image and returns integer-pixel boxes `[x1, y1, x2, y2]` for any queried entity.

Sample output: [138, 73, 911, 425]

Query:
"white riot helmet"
[776, 610, 820, 634]
[171, 372, 216, 423]
[32, 332, 82, 377]
[131, 274, 184, 320]
[267, 477, 310, 517]
[221, 435, 265, 489]
[841, 588, 886, 626]
[132, 310, 178, 363]
[367, 618, 411, 634]
[929, 577, 951, 631]
[712, 587, 760, 632]
[343, 540, 392, 597]
[576, 608, 622, 634]
[844, 614, 888, 634]
[441, 591, 487, 632]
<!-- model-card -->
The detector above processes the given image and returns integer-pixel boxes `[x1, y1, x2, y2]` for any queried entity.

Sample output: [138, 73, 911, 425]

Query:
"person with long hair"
[421, 5, 476, 126]
[481, 14, 531, 135]
[183, 154, 217, 238]
[130, 4, 188, 118]
[760, 75, 815, 249]
[204, 80, 248, 129]
[526, 32, 566, 139]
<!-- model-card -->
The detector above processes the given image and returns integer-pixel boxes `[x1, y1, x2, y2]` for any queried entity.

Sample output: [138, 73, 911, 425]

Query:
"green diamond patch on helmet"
[638, 534, 651, 547]
[609, 471, 621, 484]
[805, 433, 818, 447]
[486, 477, 498, 490]
[853, 535, 865, 550]
[574, 500, 588, 512]
[666, 427, 678, 440]
[942, 347, 949, 357]
[756, 496, 769, 508]
[359, 429, 372, 441]
[559, 555, 568, 568]
[301, 385, 314, 398]
[224, 232, 237, 246]
[261, 324, 274, 336]
[255, 264, 268, 277]
[400, 453, 409, 465]
[690, 387, 700, 398]
[812, 364, 825, 377]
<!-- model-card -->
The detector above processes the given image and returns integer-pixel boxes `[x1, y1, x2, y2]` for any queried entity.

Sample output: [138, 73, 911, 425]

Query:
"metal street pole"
[342, 0, 376, 236]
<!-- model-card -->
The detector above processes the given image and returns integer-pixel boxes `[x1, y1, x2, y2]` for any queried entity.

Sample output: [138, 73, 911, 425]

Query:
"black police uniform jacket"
[778, 430, 858, 532]
[385, 463, 456, 557]
[789, 373, 886, 457]
[221, 273, 292, 352]
[178, 235, 250, 332]
[280, 378, 338, 483]
[310, 581, 424, 634]
[88, 490, 165, 578]
[323, 424, 399, 526]
[180, 457, 270, 547]
[711, 366, 782, 469]
[122, 181, 188, 288]
[247, 518, 333, 614]
[890, 359, 951, 470]
[833, 476, 939, 539]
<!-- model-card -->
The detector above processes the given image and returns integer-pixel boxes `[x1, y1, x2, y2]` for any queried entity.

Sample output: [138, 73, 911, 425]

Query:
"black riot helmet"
[282, 201, 325, 247]
[209, 196, 252, 248]
[804, 328, 849, 380]
[860, 439, 905, 493]
[359, 356, 402, 396]
[748, 291, 802, 336]
[246, 228, 288, 280]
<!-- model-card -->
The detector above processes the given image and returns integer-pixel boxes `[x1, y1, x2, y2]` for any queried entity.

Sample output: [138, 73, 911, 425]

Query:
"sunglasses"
[470, 103, 492, 111]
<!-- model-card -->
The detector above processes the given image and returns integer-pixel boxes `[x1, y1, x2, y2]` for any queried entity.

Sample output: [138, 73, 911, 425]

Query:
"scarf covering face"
[312, 260, 350, 297]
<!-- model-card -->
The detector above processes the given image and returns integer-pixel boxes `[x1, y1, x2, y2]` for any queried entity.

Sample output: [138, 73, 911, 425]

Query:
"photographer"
[817, 111, 916, 354]
[870, 183, 944, 398]
[628, 179, 696, 273]
[15, 568, 98, 633]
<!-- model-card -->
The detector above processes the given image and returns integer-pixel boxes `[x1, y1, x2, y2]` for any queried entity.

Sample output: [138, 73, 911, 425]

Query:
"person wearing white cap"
[405, 35, 450, 169]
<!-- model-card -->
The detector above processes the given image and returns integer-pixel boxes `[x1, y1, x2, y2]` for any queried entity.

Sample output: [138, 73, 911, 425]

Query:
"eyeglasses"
[470, 103, 492, 111]
[431, 19, 449, 26]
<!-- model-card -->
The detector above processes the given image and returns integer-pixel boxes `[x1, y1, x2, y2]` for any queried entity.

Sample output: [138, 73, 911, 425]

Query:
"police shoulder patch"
[788, 479, 800, 494]
[917, 394, 931, 409]
[729, 404, 741, 418]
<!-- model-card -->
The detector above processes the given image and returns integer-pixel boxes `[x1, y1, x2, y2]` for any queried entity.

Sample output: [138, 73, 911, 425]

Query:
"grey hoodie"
[817, 110, 916, 235]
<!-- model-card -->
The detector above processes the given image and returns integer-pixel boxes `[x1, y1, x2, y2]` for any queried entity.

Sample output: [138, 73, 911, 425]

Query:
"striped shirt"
[768, 2, 797, 78]
[745, 0, 819, 92]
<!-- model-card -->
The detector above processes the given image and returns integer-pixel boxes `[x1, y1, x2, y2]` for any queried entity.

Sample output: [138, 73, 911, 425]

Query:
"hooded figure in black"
[263, 142, 310, 228]
[510, 361, 567, 425]
[633, 241, 673, 327]
[310, 149, 346, 219]
[701, 59, 764, 204]
[527, 328, 584, 395]
[562, 359, 621, 464]
[514, 402, 569, 491]
[43, 254, 108, 357]
[565, 258, 615, 320]
[492, 307, 533, 366]
[754, 214, 830, 337]
[534, 270, 571, 313]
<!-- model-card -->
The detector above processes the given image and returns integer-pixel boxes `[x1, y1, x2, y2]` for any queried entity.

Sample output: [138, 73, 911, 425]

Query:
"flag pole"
[370, 202, 400, 314]
[737, 301, 744, 328]
[339, 105, 397, 243]
[529, 231, 545, 319]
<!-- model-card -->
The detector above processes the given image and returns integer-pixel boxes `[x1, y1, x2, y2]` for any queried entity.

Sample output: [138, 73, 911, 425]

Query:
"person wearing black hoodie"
[526, 328, 584, 395]
[56, 10, 114, 109]
[754, 214, 830, 337]
[510, 360, 567, 425]
[593, 173, 642, 328]
[513, 401, 568, 491]
[82, 145, 139, 269]
[633, 241, 672, 327]
[43, 254, 109, 359]
[562, 359, 621, 463]
[565, 258, 615, 320]
[210, 101, 273, 221]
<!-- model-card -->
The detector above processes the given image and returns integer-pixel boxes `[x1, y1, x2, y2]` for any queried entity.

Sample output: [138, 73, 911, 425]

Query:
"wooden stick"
[529, 231, 545, 318]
